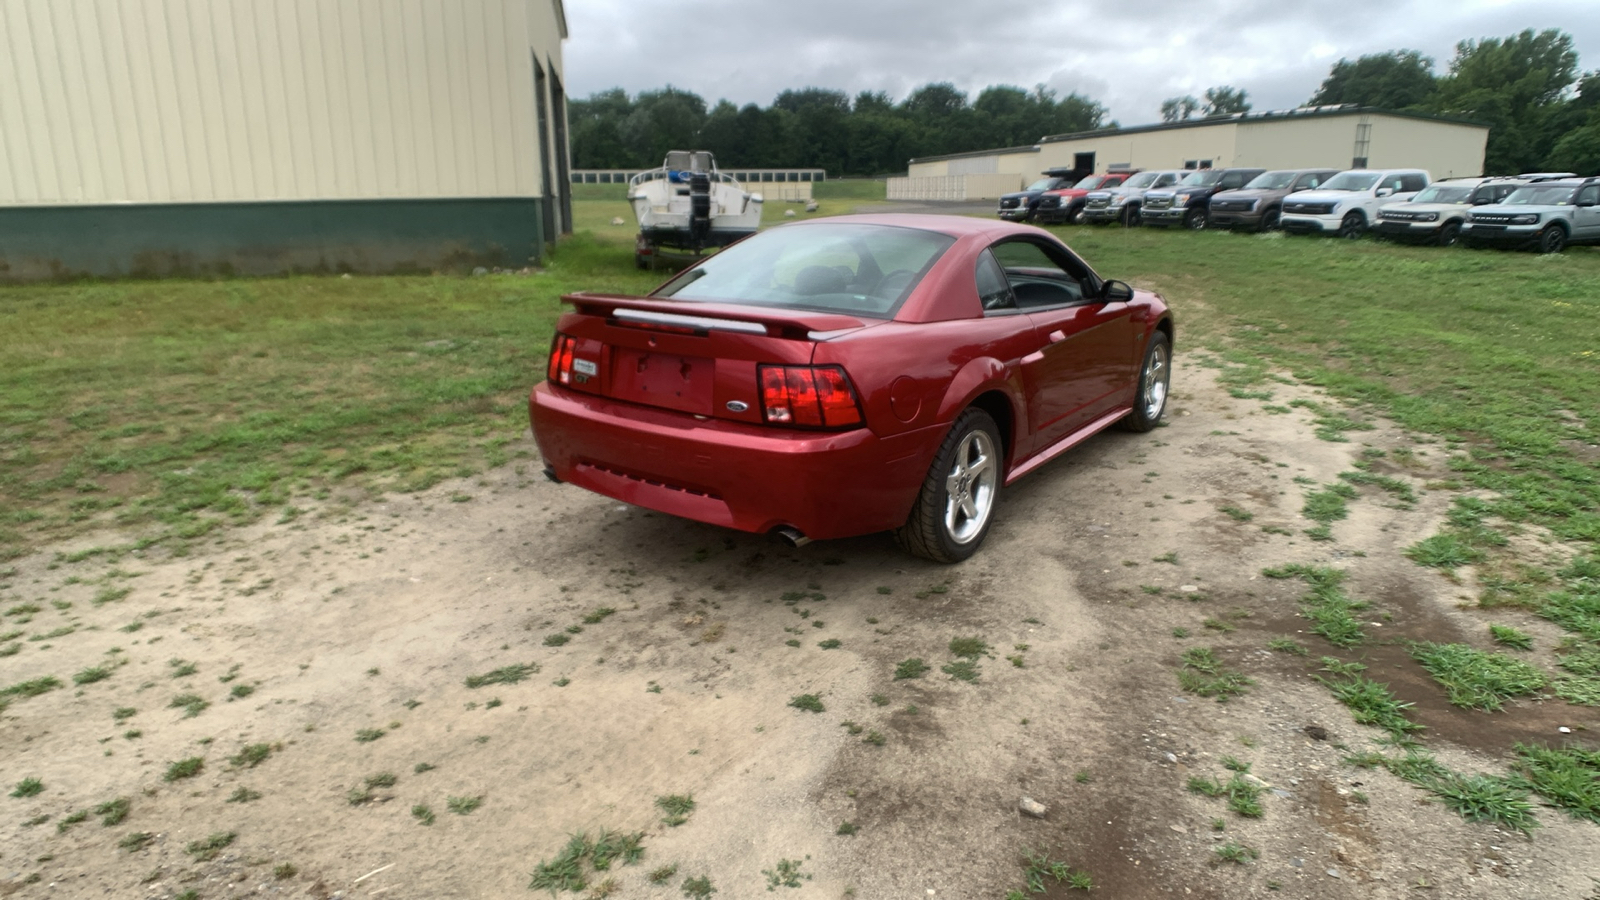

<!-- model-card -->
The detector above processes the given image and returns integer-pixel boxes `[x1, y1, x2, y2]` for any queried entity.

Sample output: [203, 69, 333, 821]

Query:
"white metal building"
[0, 0, 572, 280]
[897, 107, 1489, 200]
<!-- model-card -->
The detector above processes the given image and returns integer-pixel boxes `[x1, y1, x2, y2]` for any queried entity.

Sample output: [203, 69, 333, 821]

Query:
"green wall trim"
[0, 197, 547, 281]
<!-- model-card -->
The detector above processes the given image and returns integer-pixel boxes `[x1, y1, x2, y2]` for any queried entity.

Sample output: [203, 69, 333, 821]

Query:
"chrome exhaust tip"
[774, 527, 811, 548]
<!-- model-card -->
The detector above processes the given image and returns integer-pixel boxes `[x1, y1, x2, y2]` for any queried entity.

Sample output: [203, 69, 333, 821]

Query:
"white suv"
[1281, 169, 1431, 238]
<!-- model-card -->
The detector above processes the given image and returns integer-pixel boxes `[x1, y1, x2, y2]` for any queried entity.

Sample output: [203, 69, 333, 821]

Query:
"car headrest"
[794, 265, 848, 296]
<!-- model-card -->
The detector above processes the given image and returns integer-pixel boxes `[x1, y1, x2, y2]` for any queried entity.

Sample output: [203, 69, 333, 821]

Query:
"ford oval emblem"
[726, 400, 749, 413]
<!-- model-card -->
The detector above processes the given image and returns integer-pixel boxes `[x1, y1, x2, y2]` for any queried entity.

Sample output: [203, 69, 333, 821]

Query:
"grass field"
[2, 207, 1597, 576]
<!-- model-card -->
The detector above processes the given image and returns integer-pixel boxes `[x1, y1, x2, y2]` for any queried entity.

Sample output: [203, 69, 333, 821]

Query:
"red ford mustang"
[530, 214, 1173, 562]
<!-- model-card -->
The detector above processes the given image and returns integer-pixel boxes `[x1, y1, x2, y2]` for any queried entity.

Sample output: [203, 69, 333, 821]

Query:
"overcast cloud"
[566, 0, 1600, 126]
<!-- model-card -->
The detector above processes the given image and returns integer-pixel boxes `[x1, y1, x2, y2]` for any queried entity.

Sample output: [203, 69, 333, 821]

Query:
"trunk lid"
[553, 293, 878, 424]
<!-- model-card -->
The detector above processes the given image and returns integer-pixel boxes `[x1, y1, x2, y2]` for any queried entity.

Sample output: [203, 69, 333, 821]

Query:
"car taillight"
[759, 365, 863, 428]
[547, 334, 576, 384]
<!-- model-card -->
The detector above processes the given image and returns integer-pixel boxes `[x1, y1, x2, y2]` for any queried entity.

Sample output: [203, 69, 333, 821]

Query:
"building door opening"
[550, 70, 573, 235]
[532, 55, 557, 252]
[1074, 152, 1096, 175]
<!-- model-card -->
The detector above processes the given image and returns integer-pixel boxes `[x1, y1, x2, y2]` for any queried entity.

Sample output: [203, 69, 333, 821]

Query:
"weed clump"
[529, 831, 645, 893]
[228, 743, 273, 768]
[893, 658, 928, 680]
[655, 794, 695, 827]
[163, 757, 204, 781]
[465, 663, 538, 688]
[186, 831, 236, 861]
[1177, 648, 1252, 701]
[788, 694, 824, 713]
[1409, 642, 1545, 711]
[1489, 624, 1533, 650]
[1263, 564, 1367, 647]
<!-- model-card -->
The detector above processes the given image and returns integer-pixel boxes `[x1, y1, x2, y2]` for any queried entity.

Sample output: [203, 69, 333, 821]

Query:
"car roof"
[803, 213, 1036, 239]
[1334, 168, 1428, 176]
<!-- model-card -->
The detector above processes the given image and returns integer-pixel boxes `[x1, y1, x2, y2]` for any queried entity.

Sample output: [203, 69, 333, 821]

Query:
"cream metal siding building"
[905, 107, 1488, 190]
[0, 0, 572, 280]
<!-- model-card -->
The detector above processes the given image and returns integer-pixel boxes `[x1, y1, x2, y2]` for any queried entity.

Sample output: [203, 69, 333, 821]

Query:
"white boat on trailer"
[628, 150, 763, 268]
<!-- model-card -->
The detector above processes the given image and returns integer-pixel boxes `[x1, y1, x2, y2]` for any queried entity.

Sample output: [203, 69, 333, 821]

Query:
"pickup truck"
[1208, 169, 1339, 231]
[1140, 168, 1264, 230]
[1033, 172, 1133, 225]
[1080, 170, 1187, 226]
[997, 170, 1081, 222]
[1281, 169, 1431, 238]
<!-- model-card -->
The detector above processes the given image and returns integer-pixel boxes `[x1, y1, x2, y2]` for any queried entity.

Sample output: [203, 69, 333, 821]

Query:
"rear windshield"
[1244, 171, 1297, 190]
[1178, 170, 1225, 186]
[1321, 172, 1381, 192]
[1026, 178, 1063, 191]
[1122, 171, 1161, 189]
[652, 223, 956, 317]
[1502, 184, 1578, 205]
[1075, 174, 1110, 190]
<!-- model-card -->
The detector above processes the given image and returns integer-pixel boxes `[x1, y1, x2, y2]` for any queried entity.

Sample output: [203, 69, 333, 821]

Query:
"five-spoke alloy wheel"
[898, 408, 1004, 563]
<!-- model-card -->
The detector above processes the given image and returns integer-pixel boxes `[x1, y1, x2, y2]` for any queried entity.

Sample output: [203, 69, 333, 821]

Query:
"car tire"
[634, 253, 650, 270]
[1438, 222, 1462, 247]
[1118, 332, 1171, 433]
[1537, 225, 1568, 254]
[1337, 212, 1365, 239]
[1121, 205, 1141, 227]
[1259, 208, 1280, 232]
[1068, 205, 1086, 225]
[1183, 208, 1207, 230]
[896, 408, 1003, 564]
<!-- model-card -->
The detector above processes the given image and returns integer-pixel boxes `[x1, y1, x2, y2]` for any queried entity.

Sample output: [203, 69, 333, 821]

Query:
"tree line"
[570, 84, 1107, 177]
[572, 28, 1598, 178]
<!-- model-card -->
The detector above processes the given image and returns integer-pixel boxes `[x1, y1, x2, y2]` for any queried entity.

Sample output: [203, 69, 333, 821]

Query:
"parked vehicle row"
[1000, 167, 1598, 252]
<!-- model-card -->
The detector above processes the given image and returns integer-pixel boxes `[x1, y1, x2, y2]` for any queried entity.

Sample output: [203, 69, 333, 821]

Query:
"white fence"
[886, 173, 1022, 201]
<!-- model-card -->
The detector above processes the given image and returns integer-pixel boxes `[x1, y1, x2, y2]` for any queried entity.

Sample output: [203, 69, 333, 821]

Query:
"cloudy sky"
[565, 0, 1600, 125]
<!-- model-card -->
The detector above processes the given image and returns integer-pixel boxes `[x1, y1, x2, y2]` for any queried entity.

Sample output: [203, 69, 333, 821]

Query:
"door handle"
[1048, 330, 1066, 343]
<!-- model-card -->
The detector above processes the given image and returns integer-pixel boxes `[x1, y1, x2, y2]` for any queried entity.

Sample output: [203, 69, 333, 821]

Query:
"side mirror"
[1472, 197, 1490, 205]
[1376, 187, 1394, 197]
[1579, 199, 1597, 208]
[1102, 280, 1134, 303]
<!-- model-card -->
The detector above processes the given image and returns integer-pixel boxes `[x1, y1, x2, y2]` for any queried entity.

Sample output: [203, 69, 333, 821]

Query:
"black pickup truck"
[997, 168, 1084, 222]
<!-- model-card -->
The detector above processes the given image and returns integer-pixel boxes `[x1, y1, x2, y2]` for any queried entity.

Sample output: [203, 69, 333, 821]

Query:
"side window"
[1399, 174, 1427, 193]
[1579, 186, 1600, 206]
[975, 250, 1014, 313]
[1156, 173, 1179, 187]
[1219, 173, 1247, 190]
[989, 241, 1089, 310]
[1296, 173, 1324, 190]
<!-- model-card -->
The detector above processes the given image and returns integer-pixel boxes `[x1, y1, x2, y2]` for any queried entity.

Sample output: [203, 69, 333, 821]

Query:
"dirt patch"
[1, 356, 1595, 899]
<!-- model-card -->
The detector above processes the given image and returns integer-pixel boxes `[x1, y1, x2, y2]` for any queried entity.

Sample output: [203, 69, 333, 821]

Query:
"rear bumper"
[529, 382, 939, 540]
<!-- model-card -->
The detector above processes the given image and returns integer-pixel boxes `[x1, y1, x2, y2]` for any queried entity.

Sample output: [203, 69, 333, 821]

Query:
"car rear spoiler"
[562, 293, 872, 341]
